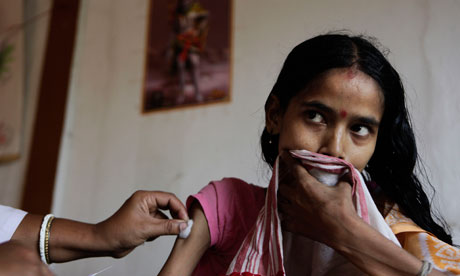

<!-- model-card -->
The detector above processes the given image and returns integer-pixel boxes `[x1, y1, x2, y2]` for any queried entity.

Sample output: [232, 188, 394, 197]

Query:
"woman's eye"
[351, 125, 370, 137]
[306, 111, 324, 123]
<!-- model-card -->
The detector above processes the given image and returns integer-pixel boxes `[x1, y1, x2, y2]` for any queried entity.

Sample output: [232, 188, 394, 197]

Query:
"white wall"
[51, 0, 460, 275]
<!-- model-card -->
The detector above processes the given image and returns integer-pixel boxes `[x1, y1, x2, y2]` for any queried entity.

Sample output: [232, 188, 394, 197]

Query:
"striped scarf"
[225, 150, 400, 276]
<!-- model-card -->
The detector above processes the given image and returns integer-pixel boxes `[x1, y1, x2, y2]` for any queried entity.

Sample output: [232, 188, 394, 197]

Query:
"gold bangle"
[44, 216, 55, 264]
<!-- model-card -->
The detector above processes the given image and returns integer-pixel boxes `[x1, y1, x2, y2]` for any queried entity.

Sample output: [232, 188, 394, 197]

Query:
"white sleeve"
[0, 205, 27, 244]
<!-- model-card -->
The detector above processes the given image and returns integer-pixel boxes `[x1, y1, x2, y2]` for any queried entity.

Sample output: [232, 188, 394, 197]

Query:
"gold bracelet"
[39, 214, 54, 264]
[44, 216, 55, 264]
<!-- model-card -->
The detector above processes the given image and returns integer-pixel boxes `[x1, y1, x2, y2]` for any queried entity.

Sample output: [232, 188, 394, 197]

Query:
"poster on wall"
[142, 0, 232, 112]
[0, 0, 24, 162]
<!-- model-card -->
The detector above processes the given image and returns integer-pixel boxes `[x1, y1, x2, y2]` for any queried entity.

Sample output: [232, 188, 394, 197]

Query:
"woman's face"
[267, 68, 384, 171]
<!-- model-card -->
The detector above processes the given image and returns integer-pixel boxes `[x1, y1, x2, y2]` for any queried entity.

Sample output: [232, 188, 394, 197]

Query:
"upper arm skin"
[158, 202, 211, 276]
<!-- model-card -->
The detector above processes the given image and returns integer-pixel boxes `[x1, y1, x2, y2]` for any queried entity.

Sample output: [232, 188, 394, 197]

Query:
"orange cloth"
[385, 208, 460, 274]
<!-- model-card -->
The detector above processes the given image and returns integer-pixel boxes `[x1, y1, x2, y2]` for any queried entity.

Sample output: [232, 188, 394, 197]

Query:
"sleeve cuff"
[0, 205, 28, 244]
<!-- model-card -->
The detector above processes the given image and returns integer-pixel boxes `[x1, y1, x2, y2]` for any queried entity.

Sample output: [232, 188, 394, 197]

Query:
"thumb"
[336, 180, 353, 194]
[152, 219, 188, 237]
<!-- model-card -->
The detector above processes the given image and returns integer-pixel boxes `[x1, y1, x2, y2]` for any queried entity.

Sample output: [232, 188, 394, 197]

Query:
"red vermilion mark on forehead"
[340, 110, 347, 118]
[347, 67, 358, 79]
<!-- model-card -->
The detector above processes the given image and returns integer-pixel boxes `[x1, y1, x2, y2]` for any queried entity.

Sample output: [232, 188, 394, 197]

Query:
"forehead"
[294, 68, 384, 117]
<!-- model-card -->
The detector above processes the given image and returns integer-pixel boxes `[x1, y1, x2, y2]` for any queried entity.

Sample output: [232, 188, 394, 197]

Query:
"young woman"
[159, 34, 459, 275]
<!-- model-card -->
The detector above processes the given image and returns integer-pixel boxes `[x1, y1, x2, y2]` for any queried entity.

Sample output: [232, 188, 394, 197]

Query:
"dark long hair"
[261, 33, 452, 245]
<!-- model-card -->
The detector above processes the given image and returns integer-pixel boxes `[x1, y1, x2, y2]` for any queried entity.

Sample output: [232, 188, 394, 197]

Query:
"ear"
[265, 94, 282, 134]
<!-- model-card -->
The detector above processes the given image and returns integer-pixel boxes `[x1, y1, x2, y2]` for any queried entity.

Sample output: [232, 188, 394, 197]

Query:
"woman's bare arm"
[330, 211, 446, 275]
[159, 202, 211, 276]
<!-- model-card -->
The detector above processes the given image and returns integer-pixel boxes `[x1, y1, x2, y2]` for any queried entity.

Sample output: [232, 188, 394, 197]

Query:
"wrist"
[91, 221, 118, 256]
[48, 219, 112, 262]
[327, 214, 423, 275]
[92, 220, 134, 258]
[321, 205, 362, 253]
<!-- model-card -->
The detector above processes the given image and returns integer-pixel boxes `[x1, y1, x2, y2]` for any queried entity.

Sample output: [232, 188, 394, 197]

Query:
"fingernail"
[184, 213, 190, 221]
[179, 222, 187, 231]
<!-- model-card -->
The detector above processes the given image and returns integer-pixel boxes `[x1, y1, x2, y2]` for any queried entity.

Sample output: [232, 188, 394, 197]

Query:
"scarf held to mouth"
[225, 150, 400, 276]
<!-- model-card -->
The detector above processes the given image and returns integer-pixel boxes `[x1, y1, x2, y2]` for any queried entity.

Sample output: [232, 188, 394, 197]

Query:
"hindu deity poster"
[143, 0, 232, 112]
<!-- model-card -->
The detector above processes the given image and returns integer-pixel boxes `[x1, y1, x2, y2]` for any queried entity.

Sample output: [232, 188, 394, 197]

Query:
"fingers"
[278, 189, 308, 236]
[339, 171, 353, 186]
[336, 180, 353, 195]
[277, 189, 292, 219]
[278, 151, 302, 189]
[278, 150, 299, 181]
[152, 209, 169, 220]
[137, 191, 189, 236]
[140, 191, 189, 220]
[278, 150, 317, 187]
[277, 178, 296, 205]
[279, 149, 298, 166]
[277, 179, 298, 228]
[149, 219, 188, 238]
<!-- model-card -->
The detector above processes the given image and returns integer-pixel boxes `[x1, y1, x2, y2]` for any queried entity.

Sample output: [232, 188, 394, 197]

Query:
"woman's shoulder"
[187, 177, 266, 252]
[188, 177, 266, 210]
[209, 177, 266, 194]
[384, 205, 422, 234]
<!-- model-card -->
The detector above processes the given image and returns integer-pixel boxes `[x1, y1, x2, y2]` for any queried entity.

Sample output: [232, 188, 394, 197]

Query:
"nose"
[318, 127, 345, 159]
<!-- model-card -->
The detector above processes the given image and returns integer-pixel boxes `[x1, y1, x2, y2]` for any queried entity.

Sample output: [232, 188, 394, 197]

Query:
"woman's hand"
[276, 150, 448, 275]
[277, 150, 358, 247]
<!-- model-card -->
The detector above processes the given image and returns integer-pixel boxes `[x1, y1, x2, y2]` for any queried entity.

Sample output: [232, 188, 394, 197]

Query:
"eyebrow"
[301, 101, 334, 114]
[300, 100, 380, 127]
[353, 116, 380, 127]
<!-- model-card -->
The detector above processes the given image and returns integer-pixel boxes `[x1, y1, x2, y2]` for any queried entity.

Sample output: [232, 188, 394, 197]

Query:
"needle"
[88, 265, 112, 276]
